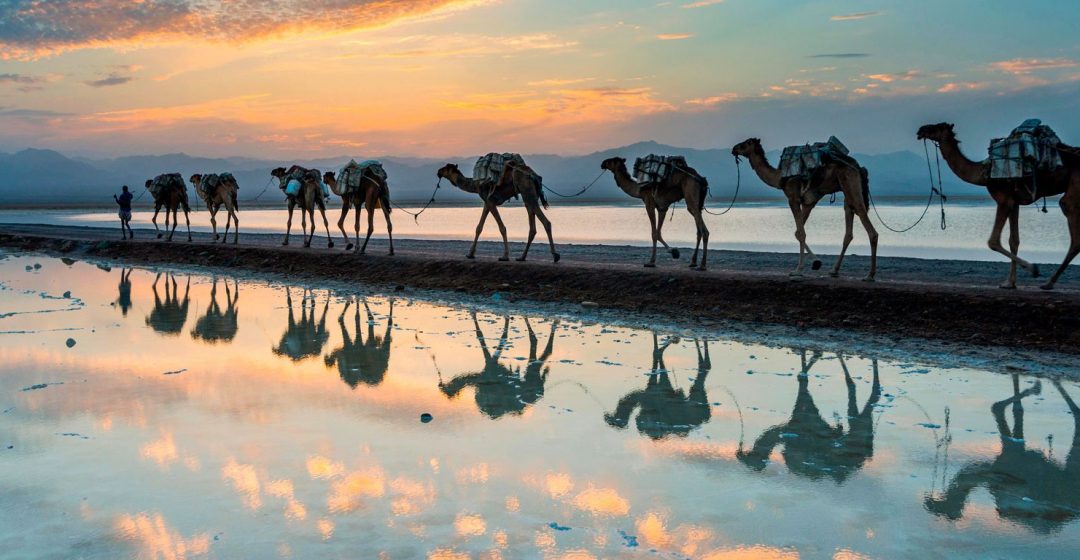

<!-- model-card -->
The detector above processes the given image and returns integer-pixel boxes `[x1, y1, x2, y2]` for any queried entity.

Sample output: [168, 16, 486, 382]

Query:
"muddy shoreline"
[1, 224, 1078, 355]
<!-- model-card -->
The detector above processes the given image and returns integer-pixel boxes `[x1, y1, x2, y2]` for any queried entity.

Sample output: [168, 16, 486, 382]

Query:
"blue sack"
[285, 179, 302, 196]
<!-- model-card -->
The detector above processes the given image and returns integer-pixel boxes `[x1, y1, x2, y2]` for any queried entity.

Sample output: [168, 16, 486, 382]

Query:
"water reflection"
[605, 335, 712, 439]
[114, 268, 133, 317]
[190, 277, 239, 344]
[145, 273, 190, 335]
[926, 377, 1080, 533]
[439, 314, 557, 419]
[737, 350, 881, 483]
[272, 288, 330, 361]
[324, 297, 393, 388]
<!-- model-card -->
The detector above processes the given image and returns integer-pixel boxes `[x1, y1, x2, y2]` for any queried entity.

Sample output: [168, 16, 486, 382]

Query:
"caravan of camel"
[139, 121, 1080, 290]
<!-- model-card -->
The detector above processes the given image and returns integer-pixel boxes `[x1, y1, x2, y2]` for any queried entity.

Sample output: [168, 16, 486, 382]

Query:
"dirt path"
[2, 223, 1078, 354]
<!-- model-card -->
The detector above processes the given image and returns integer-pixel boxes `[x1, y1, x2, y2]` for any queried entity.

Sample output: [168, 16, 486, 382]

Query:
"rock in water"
[420, 413, 433, 423]
[65, 338, 76, 348]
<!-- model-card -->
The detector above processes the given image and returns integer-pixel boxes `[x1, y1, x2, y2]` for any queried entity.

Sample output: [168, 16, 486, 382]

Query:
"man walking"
[114, 185, 134, 239]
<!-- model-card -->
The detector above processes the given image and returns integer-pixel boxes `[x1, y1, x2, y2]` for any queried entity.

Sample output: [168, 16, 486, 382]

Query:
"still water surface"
[0, 201, 1073, 263]
[1, 252, 1078, 558]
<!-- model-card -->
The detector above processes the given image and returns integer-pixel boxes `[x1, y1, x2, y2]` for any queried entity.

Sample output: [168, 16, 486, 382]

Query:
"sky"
[1, 0, 1079, 158]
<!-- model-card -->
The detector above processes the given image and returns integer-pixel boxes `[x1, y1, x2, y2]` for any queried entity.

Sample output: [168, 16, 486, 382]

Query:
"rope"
[868, 139, 947, 233]
[395, 179, 443, 223]
[541, 170, 607, 198]
[702, 156, 741, 216]
[132, 185, 150, 203]
[251, 176, 276, 202]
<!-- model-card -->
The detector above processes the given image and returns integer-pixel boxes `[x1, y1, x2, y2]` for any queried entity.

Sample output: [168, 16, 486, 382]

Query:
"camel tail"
[859, 166, 870, 205]
[379, 186, 392, 213]
[697, 175, 709, 210]
[536, 175, 549, 209]
[232, 190, 240, 212]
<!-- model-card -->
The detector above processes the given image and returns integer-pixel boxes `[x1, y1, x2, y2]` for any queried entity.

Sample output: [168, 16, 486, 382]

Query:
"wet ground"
[1, 251, 1079, 559]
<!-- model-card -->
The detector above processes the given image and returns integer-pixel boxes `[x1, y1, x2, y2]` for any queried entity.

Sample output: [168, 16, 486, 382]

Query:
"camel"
[324, 297, 394, 388]
[439, 314, 557, 419]
[604, 335, 712, 439]
[189, 173, 240, 244]
[731, 139, 878, 280]
[270, 166, 334, 248]
[435, 162, 559, 262]
[736, 350, 881, 483]
[145, 273, 190, 336]
[190, 277, 239, 344]
[917, 123, 1080, 289]
[272, 288, 330, 362]
[599, 157, 710, 270]
[144, 174, 192, 242]
[322, 169, 394, 255]
[114, 268, 133, 317]
[925, 377, 1080, 533]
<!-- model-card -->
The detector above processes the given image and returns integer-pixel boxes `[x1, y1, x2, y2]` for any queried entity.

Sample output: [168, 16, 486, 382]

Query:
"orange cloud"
[990, 58, 1079, 74]
[657, 33, 695, 41]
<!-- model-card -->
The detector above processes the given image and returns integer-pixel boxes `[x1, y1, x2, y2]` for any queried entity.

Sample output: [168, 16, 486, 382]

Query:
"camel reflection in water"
[925, 377, 1080, 533]
[325, 296, 393, 388]
[736, 349, 881, 483]
[605, 334, 712, 439]
[114, 268, 133, 317]
[145, 273, 190, 335]
[272, 288, 330, 362]
[190, 277, 239, 344]
[439, 313, 557, 419]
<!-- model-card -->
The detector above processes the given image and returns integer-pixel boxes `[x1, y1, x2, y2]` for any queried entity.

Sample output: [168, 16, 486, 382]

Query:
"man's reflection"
[115, 268, 133, 317]
[925, 377, 1080, 533]
[145, 272, 190, 335]
[191, 277, 239, 344]
[272, 288, 330, 362]
[325, 297, 393, 388]
[439, 313, 557, 419]
[604, 335, 712, 440]
[736, 350, 881, 483]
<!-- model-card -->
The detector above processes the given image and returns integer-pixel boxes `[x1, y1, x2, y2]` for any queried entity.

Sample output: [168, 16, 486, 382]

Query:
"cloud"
[682, 0, 724, 7]
[807, 53, 870, 59]
[865, 70, 923, 83]
[830, 12, 881, 21]
[685, 94, 738, 106]
[84, 74, 135, 88]
[937, 82, 987, 93]
[0, 0, 491, 59]
[0, 73, 44, 85]
[989, 58, 1079, 74]
[341, 33, 578, 59]
[656, 33, 694, 41]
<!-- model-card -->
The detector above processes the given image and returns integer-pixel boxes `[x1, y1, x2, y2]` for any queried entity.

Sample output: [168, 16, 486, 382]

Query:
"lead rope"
[702, 157, 741, 216]
[251, 176, 276, 202]
[868, 139, 947, 233]
[395, 179, 443, 223]
[504, 163, 607, 199]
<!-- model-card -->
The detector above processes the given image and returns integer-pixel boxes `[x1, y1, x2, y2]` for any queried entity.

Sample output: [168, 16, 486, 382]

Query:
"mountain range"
[0, 141, 966, 205]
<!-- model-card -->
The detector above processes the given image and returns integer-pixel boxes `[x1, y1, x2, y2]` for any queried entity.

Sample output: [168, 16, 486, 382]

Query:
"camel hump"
[779, 137, 852, 179]
[633, 154, 685, 184]
[475, 153, 524, 183]
[989, 119, 1065, 179]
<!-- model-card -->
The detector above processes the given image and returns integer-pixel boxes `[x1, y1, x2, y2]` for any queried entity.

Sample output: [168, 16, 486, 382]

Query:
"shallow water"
[1, 252, 1079, 559]
[0, 200, 1073, 264]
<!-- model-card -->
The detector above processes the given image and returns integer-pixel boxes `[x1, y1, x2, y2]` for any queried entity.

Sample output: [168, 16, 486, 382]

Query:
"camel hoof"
[304, 242, 311, 248]
[829, 271, 840, 278]
[1031, 264, 1041, 278]
[214, 235, 220, 241]
[388, 250, 395, 256]
[862, 276, 876, 283]
[516, 257, 526, 262]
[671, 249, 681, 259]
[156, 233, 163, 239]
[788, 271, 803, 277]
[688, 262, 697, 268]
[346, 243, 354, 251]
[466, 254, 475, 260]
[644, 262, 657, 268]
[499, 257, 510, 262]
[998, 283, 1017, 290]
[328, 241, 335, 249]
[553, 253, 561, 263]
[282, 240, 289, 246]
[695, 266, 707, 272]
[1030, 380, 1043, 395]
[1040, 282, 1055, 291]
[812, 260, 823, 271]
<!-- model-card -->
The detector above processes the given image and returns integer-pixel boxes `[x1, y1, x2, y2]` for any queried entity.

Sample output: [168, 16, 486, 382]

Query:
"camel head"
[917, 123, 955, 143]
[322, 171, 336, 186]
[436, 163, 459, 180]
[731, 138, 762, 158]
[270, 167, 287, 179]
[189, 173, 202, 186]
[144, 179, 153, 189]
[600, 157, 626, 173]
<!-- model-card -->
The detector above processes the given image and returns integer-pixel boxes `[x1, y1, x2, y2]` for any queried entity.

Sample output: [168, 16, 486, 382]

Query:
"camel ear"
[946, 123, 954, 131]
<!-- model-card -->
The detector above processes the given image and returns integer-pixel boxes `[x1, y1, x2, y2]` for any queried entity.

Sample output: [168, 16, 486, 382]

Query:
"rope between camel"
[394, 179, 443, 224]
[504, 163, 607, 199]
[868, 139, 947, 233]
[701, 157, 741, 216]
[251, 176, 276, 202]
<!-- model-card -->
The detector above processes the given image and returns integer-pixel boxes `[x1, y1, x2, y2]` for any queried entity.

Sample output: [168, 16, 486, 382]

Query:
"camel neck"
[746, 147, 783, 189]
[611, 163, 644, 198]
[936, 135, 988, 186]
[448, 171, 481, 194]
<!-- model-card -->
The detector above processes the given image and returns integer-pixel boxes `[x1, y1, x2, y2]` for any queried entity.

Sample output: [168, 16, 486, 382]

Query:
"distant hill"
[0, 142, 967, 205]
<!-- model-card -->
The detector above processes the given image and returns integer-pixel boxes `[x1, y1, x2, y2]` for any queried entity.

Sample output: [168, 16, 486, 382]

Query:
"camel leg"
[152, 205, 163, 239]
[353, 206, 362, 254]
[517, 206, 537, 262]
[360, 204, 376, 254]
[319, 203, 334, 249]
[535, 206, 558, 262]
[987, 203, 1036, 288]
[167, 207, 178, 241]
[183, 207, 191, 242]
[209, 206, 219, 241]
[468, 206, 490, 259]
[382, 204, 394, 256]
[301, 206, 310, 247]
[856, 207, 879, 282]
[1043, 192, 1080, 290]
[283, 202, 295, 246]
[831, 204, 856, 278]
[655, 208, 680, 260]
[162, 207, 171, 241]
[489, 205, 510, 261]
[645, 202, 659, 268]
[692, 209, 709, 271]
[338, 201, 354, 250]
[788, 199, 807, 275]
